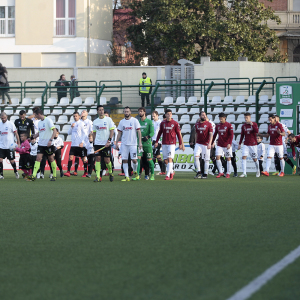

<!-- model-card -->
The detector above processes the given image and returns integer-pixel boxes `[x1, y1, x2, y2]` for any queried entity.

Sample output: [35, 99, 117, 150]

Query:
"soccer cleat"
[165, 176, 171, 180]
[150, 174, 155, 180]
[26, 175, 36, 181]
[256, 170, 260, 178]
[15, 172, 19, 179]
[192, 168, 198, 173]
[233, 173, 238, 178]
[64, 171, 71, 177]
[278, 172, 285, 177]
[261, 171, 269, 177]
[40, 174, 44, 179]
[226, 174, 230, 179]
[81, 172, 88, 178]
[86, 174, 91, 178]
[94, 177, 102, 182]
[144, 175, 149, 180]
[170, 173, 174, 180]
[36, 172, 40, 179]
[22, 173, 26, 178]
[132, 172, 140, 181]
[71, 172, 78, 176]
[201, 174, 207, 179]
[49, 174, 53, 179]
[121, 176, 130, 182]
[50, 176, 56, 181]
[156, 172, 166, 175]
[239, 174, 247, 178]
[272, 172, 279, 176]
[209, 171, 215, 176]
[118, 173, 125, 176]
[293, 165, 297, 175]
[60, 170, 64, 177]
[194, 172, 202, 179]
[0, 175, 4, 179]
[110, 174, 114, 182]
[216, 173, 224, 178]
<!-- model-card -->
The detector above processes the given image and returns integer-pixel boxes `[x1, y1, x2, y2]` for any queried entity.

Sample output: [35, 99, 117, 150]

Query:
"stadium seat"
[210, 96, 222, 105]
[207, 114, 213, 121]
[44, 107, 51, 115]
[51, 106, 63, 115]
[46, 97, 57, 106]
[84, 97, 95, 106]
[234, 96, 245, 105]
[213, 115, 219, 123]
[212, 106, 223, 115]
[57, 115, 68, 124]
[34, 98, 42, 106]
[147, 115, 151, 120]
[9, 98, 19, 107]
[155, 107, 165, 115]
[172, 115, 178, 122]
[199, 96, 209, 105]
[99, 97, 106, 105]
[259, 106, 269, 114]
[47, 115, 56, 123]
[259, 124, 268, 133]
[259, 95, 269, 105]
[68, 116, 75, 124]
[186, 96, 197, 105]
[177, 107, 188, 115]
[168, 107, 176, 114]
[235, 135, 241, 143]
[27, 107, 33, 115]
[187, 107, 199, 115]
[248, 106, 256, 114]
[71, 97, 82, 106]
[89, 106, 97, 115]
[246, 95, 256, 105]
[161, 97, 173, 106]
[174, 97, 185, 106]
[178, 115, 190, 124]
[21, 98, 32, 106]
[234, 106, 247, 115]
[61, 125, 71, 134]
[181, 124, 191, 134]
[63, 106, 75, 115]
[189, 115, 199, 124]
[66, 135, 72, 141]
[14, 106, 25, 115]
[55, 125, 61, 132]
[234, 114, 245, 124]
[207, 107, 212, 114]
[258, 114, 269, 124]
[223, 96, 233, 105]
[59, 97, 70, 106]
[235, 124, 243, 133]
[270, 95, 276, 104]
[9, 115, 18, 123]
[269, 107, 276, 114]
[224, 105, 235, 114]
[183, 135, 190, 143]
[226, 114, 235, 123]
[59, 134, 65, 141]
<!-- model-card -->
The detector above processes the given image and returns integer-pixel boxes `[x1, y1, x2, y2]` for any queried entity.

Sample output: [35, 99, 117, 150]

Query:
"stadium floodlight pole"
[204, 81, 214, 114]
[151, 82, 160, 117]
[255, 80, 266, 123]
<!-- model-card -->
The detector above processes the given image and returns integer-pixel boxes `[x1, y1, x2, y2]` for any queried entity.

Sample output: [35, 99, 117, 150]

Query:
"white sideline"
[226, 245, 300, 300]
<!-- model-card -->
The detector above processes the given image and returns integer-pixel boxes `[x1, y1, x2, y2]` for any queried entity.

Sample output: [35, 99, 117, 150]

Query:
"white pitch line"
[226, 245, 300, 300]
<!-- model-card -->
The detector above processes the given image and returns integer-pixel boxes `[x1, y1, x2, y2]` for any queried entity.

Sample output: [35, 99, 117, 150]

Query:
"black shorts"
[0, 148, 15, 160]
[30, 155, 37, 167]
[69, 146, 86, 158]
[94, 145, 111, 158]
[153, 143, 162, 158]
[37, 145, 56, 156]
[19, 154, 32, 169]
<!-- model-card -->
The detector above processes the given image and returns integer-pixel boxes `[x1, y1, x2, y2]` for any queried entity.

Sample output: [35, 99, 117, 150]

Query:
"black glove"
[142, 136, 149, 142]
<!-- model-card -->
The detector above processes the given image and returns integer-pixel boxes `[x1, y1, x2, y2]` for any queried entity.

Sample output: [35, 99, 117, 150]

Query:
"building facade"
[0, 0, 112, 67]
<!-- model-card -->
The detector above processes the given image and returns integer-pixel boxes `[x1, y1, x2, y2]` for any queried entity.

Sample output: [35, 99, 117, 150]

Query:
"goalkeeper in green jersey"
[133, 107, 155, 181]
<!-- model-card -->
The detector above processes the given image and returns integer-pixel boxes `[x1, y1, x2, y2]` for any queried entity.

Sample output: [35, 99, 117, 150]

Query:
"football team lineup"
[0, 105, 299, 182]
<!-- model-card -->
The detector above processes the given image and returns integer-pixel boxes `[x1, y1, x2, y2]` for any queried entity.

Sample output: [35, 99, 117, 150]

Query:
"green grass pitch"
[0, 171, 300, 300]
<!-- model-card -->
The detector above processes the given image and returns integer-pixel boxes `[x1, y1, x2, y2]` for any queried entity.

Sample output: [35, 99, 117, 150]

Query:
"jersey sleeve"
[253, 122, 258, 133]
[117, 121, 123, 132]
[47, 117, 55, 130]
[135, 118, 141, 130]
[109, 118, 115, 130]
[239, 125, 244, 145]
[228, 123, 234, 145]
[155, 122, 163, 143]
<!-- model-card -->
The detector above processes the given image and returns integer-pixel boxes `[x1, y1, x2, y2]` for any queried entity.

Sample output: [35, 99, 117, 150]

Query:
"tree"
[126, 0, 286, 65]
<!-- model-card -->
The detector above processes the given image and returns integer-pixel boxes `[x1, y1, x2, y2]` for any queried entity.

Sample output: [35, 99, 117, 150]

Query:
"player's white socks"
[216, 159, 222, 174]
[242, 159, 246, 174]
[123, 163, 129, 178]
[227, 160, 232, 175]
[280, 159, 285, 173]
[132, 162, 137, 172]
[204, 160, 209, 175]
[254, 160, 259, 171]
[169, 162, 173, 175]
[266, 158, 271, 172]
[195, 157, 200, 172]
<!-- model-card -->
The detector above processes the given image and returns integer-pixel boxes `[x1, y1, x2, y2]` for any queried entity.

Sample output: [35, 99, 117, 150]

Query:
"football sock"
[266, 158, 271, 172]
[137, 159, 141, 174]
[286, 158, 294, 168]
[216, 159, 222, 174]
[280, 159, 285, 173]
[148, 159, 155, 175]
[75, 157, 79, 172]
[169, 162, 173, 175]
[242, 159, 246, 174]
[132, 161, 138, 172]
[106, 161, 113, 174]
[254, 160, 259, 171]
[11, 162, 17, 173]
[32, 161, 41, 177]
[0, 161, 3, 175]
[157, 158, 164, 172]
[166, 163, 171, 177]
[227, 160, 232, 175]
[204, 160, 209, 175]
[195, 157, 200, 172]
[68, 160, 72, 172]
[51, 161, 57, 177]
[84, 162, 88, 173]
[95, 161, 101, 178]
[123, 163, 129, 177]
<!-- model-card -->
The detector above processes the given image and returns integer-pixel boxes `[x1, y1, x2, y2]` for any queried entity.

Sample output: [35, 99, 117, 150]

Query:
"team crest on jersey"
[104, 122, 107, 125]
[130, 123, 132, 126]
[171, 124, 174, 127]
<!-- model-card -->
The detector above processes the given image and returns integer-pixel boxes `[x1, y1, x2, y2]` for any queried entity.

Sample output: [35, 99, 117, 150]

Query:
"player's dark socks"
[11, 162, 17, 173]
[286, 158, 294, 168]
[84, 162, 88, 172]
[75, 157, 79, 172]
[68, 160, 72, 172]
[221, 158, 227, 173]
[157, 158, 164, 172]
[274, 154, 281, 172]
[0, 161, 3, 175]
[142, 156, 149, 176]
[40, 156, 46, 174]
[100, 170, 103, 177]
[200, 158, 204, 176]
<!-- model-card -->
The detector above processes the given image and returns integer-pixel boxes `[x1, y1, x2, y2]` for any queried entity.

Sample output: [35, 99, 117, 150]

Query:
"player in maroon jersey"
[288, 133, 300, 161]
[261, 114, 285, 177]
[212, 113, 234, 178]
[155, 109, 185, 180]
[194, 111, 213, 179]
[237, 113, 260, 178]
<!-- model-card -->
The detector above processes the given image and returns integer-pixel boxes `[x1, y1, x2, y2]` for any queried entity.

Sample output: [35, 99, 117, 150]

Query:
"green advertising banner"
[276, 83, 300, 174]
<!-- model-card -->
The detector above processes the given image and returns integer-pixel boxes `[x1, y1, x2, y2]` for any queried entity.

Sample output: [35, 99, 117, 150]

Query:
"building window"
[55, 0, 75, 36]
[294, 0, 300, 11]
[0, 6, 15, 37]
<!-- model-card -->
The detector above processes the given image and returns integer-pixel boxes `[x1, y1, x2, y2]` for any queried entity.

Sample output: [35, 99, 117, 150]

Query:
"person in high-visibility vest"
[139, 72, 152, 107]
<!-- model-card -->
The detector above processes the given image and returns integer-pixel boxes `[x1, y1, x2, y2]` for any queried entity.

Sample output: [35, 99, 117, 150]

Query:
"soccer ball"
[9, 143, 17, 151]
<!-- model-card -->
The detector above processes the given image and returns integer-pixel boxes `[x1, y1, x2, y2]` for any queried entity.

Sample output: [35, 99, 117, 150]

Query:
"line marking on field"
[226, 245, 300, 300]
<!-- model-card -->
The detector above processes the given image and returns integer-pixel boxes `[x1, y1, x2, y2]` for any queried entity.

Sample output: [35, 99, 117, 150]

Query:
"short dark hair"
[32, 107, 40, 113]
[124, 106, 131, 111]
[142, 72, 146, 75]
[269, 114, 276, 119]
[163, 114, 166, 119]
[34, 108, 43, 115]
[165, 109, 172, 114]
[274, 114, 279, 118]
[152, 110, 159, 116]
[257, 134, 263, 139]
[244, 112, 251, 117]
[20, 132, 28, 138]
[73, 111, 80, 116]
[288, 133, 295, 138]
[219, 113, 226, 118]
[97, 105, 104, 110]
[138, 107, 146, 112]
[19, 110, 26, 115]
[60, 74, 65, 80]
[199, 111, 206, 116]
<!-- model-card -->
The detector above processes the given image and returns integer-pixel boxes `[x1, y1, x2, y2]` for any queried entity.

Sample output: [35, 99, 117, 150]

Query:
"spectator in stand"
[0, 63, 11, 105]
[55, 74, 70, 101]
[70, 75, 80, 101]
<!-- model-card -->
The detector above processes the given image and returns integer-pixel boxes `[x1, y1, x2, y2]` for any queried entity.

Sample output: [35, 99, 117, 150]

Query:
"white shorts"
[216, 146, 232, 158]
[194, 143, 211, 160]
[242, 145, 258, 159]
[162, 144, 176, 159]
[121, 145, 137, 160]
[267, 145, 284, 158]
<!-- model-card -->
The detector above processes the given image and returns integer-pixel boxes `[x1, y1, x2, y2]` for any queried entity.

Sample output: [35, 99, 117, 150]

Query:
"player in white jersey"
[93, 105, 115, 182]
[0, 112, 20, 179]
[151, 110, 165, 175]
[116, 106, 142, 181]
[64, 111, 87, 177]
[27, 108, 58, 181]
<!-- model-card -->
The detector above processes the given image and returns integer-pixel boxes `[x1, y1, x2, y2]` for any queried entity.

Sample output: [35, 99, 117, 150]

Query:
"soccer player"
[152, 110, 165, 175]
[261, 114, 285, 177]
[0, 112, 20, 179]
[15, 133, 31, 177]
[288, 133, 300, 161]
[155, 109, 184, 180]
[48, 130, 64, 178]
[257, 134, 265, 175]
[212, 112, 234, 178]
[86, 133, 95, 178]
[14, 110, 35, 137]
[93, 105, 115, 182]
[237, 112, 260, 177]
[194, 111, 213, 179]
[27, 108, 58, 181]
[133, 107, 155, 181]
[64, 112, 87, 177]
[231, 139, 238, 177]
[116, 106, 142, 182]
